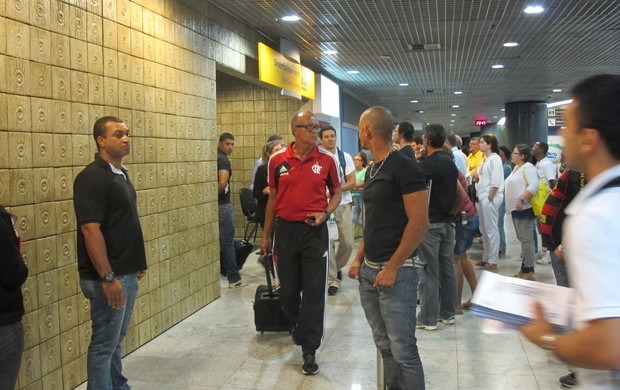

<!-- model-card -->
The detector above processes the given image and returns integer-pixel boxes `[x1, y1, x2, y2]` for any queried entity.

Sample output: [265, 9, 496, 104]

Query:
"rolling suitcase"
[253, 255, 290, 334]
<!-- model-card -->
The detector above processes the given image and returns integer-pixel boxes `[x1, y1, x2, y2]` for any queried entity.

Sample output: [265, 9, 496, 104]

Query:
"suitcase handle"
[259, 255, 277, 297]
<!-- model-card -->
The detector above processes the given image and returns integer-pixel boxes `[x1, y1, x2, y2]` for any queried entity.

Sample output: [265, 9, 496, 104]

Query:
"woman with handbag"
[504, 144, 540, 279]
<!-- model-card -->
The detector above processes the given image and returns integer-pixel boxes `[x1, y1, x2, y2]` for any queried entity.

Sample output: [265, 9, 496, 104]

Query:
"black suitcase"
[220, 239, 254, 276]
[253, 255, 291, 334]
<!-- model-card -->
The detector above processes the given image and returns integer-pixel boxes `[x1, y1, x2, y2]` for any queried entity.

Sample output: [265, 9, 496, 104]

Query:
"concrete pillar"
[505, 101, 548, 148]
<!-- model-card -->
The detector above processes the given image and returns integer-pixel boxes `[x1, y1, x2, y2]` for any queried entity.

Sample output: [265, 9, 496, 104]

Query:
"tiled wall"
[216, 74, 310, 236]
[0, 0, 269, 389]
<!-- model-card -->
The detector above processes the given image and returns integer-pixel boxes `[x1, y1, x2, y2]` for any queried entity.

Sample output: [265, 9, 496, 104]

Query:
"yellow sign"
[258, 43, 315, 100]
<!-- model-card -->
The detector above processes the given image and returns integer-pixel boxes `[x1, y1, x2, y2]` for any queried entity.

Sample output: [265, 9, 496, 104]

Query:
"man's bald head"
[360, 106, 394, 142]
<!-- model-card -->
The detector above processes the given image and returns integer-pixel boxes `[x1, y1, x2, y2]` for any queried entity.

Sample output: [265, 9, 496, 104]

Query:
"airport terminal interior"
[1, 0, 618, 389]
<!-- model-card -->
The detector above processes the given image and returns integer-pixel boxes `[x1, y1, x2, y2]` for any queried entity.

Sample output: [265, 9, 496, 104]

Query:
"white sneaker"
[535, 250, 551, 264]
[416, 321, 438, 331]
[228, 280, 249, 289]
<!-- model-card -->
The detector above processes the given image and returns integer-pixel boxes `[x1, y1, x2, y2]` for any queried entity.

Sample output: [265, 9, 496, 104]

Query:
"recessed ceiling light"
[524, 5, 544, 14]
[553, 88, 562, 92]
[454, 91, 463, 95]
[281, 14, 301, 22]
[419, 110, 425, 113]
[501, 108, 506, 111]
[379, 54, 391, 60]
[450, 124, 454, 127]
[346, 70, 359, 74]
[452, 105, 460, 108]
[451, 113, 456, 117]
[493, 116, 498, 119]
[322, 49, 338, 55]
[411, 100, 419, 103]
[492, 64, 505, 69]
[503, 42, 519, 47]
[399, 83, 409, 87]
[450, 120, 455, 123]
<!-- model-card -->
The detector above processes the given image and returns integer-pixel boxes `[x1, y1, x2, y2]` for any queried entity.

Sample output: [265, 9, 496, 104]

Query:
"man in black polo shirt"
[73, 116, 147, 389]
[417, 124, 459, 331]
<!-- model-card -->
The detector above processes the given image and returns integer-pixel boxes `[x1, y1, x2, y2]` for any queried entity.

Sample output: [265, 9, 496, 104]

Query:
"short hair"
[481, 133, 500, 154]
[455, 134, 463, 148]
[536, 141, 549, 155]
[267, 134, 283, 142]
[442, 144, 455, 161]
[424, 124, 447, 148]
[93, 116, 124, 150]
[355, 152, 368, 168]
[514, 143, 532, 162]
[219, 132, 234, 142]
[412, 134, 424, 145]
[262, 140, 281, 164]
[319, 125, 336, 139]
[499, 145, 511, 160]
[396, 121, 414, 142]
[470, 137, 480, 144]
[446, 131, 457, 147]
[360, 106, 394, 142]
[571, 74, 620, 159]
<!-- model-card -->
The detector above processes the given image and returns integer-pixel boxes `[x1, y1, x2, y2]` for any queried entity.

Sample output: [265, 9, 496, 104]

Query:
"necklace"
[368, 150, 392, 179]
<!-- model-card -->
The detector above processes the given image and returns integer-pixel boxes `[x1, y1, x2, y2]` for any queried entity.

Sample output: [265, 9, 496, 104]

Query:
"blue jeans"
[352, 195, 364, 229]
[359, 264, 425, 389]
[80, 274, 138, 390]
[218, 203, 240, 283]
[418, 222, 457, 324]
[454, 216, 479, 258]
[0, 321, 24, 390]
[498, 198, 506, 252]
[550, 250, 569, 287]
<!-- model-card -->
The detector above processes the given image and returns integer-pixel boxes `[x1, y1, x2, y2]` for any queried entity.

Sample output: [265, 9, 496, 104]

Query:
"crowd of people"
[2, 75, 618, 390]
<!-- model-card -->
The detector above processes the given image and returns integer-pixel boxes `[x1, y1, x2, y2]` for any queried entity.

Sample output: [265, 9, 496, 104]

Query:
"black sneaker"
[337, 271, 342, 281]
[302, 353, 319, 375]
[559, 372, 577, 388]
[327, 286, 338, 296]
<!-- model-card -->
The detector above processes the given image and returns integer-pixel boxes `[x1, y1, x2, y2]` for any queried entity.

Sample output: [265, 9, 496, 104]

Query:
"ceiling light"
[547, 99, 573, 108]
[379, 54, 391, 60]
[346, 70, 359, 74]
[500, 108, 506, 112]
[493, 116, 498, 119]
[451, 113, 456, 117]
[454, 91, 463, 95]
[498, 117, 506, 125]
[450, 120, 455, 123]
[552, 88, 562, 93]
[450, 124, 454, 127]
[503, 42, 519, 47]
[399, 83, 409, 87]
[492, 64, 505, 69]
[419, 110, 425, 113]
[452, 105, 460, 108]
[322, 49, 337, 55]
[411, 100, 419, 103]
[524, 5, 544, 14]
[281, 14, 301, 22]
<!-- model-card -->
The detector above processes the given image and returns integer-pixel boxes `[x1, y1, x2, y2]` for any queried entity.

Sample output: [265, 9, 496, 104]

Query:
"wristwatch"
[539, 334, 558, 351]
[100, 271, 116, 283]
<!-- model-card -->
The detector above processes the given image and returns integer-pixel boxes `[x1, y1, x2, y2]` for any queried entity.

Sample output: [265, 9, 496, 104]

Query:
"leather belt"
[364, 256, 423, 270]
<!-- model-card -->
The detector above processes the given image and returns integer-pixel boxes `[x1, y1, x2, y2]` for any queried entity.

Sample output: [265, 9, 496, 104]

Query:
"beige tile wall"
[216, 74, 310, 237]
[0, 0, 271, 389]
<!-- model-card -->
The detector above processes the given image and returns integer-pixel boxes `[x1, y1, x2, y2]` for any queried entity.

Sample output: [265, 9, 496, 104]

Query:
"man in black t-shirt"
[73, 116, 147, 389]
[417, 124, 459, 331]
[217, 132, 247, 288]
[349, 106, 429, 389]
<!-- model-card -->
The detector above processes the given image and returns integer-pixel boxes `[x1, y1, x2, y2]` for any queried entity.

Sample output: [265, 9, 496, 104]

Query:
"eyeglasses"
[295, 124, 320, 131]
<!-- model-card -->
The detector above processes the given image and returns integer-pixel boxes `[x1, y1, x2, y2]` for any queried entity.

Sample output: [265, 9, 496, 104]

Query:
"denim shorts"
[454, 216, 479, 257]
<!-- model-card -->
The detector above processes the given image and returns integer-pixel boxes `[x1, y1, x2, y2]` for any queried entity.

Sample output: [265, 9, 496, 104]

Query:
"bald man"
[348, 106, 429, 389]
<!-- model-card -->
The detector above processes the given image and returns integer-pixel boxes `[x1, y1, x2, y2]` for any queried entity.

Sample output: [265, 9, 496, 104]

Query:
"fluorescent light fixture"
[553, 88, 562, 92]
[547, 99, 573, 108]
[450, 120, 455, 122]
[491, 64, 505, 69]
[503, 42, 519, 47]
[281, 14, 301, 22]
[410, 100, 419, 103]
[454, 91, 463, 95]
[450, 124, 454, 126]
[399, 83, 409, 87]
[451, 113, 456, 116]
[501, 108, 506, 112]
[493, 116, 498, 119]
[524, 5, 544, 14]
[346, 70, 359, 74]
[322, 49, 338, 55]
[452, 105, 460, 108]
[379, 54, 391, 60]
[498, 117, 506, 125]
[419, 110, 425, 113]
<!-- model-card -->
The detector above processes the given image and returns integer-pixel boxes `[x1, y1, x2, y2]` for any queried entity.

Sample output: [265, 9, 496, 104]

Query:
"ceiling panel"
[205, 0, 620, 133]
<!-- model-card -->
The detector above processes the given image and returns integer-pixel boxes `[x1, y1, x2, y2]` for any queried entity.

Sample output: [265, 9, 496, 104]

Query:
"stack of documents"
[471, 272, 576, 334]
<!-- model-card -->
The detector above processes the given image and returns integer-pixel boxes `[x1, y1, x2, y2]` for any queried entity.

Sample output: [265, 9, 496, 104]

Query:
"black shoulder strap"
[337, 148, 346, 179]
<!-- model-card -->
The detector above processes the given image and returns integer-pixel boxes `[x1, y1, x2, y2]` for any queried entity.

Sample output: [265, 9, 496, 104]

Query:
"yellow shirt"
[467, 150, 484, 175]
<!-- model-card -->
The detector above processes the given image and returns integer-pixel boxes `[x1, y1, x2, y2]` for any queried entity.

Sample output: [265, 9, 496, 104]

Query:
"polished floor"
[76, 215, 570, 389]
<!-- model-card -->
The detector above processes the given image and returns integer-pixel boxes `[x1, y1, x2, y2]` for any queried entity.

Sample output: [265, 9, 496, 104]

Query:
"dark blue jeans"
[359, 264, 425, 389]
[218, 203, 240, 283]
[80, 273, 138, 390]
[0, 321, 24, 390]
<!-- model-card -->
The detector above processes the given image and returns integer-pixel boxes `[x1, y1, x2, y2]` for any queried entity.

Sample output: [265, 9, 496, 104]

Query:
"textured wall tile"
[54, 200, 74, 234]
[87, 73, 103, 104]
[49, 0, 70, 35]
[55, 232, 75, 267]
[18, 345, 42, 388]
[38, 301, 60, 342]
[78, 322, 91, 356]
[131, 29, 144, 58]
[57, 263, 77, 300]
[60, 356, 82, 390]
[5, 57, 29, 95]
[102, 18, 117, 50]
[102, 0, 116, 20]
[22, 310, 41, 350]
[9, 131, 33, 169]
[117, 23, 131, 54]
[58, 295, 79, 333]
[22, 274, 40, 314]
[51, 66, 71, 100]
[10, 168, 34, 205]
[60, 327, 79, 365]
[117, 79, 131, 108]
[5, 18, 30, 60]
[116, 0, 131, 26]
[70, 70, 88, 102]
[30, 27, 51, 64]
[71, 134, 91, 166]
[52, 167, 72, 202]
[37, 268, 59, 307]
[71, 103, 89, 134]
[40, 368, 63, 390]
[39, 335, 61, 377]
[30, 63, 53, 99]
[69, 5, 87, 41]
[86, 11, 102, 45]
[87, 42, 103, 75]
[103, 76, 118, 106]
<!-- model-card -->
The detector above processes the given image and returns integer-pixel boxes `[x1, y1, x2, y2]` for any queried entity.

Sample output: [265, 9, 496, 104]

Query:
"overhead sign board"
[258, 42, 315, 100]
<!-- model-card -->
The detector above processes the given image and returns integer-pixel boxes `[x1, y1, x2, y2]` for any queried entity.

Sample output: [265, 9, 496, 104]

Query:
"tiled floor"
[76, 215, 570, 389]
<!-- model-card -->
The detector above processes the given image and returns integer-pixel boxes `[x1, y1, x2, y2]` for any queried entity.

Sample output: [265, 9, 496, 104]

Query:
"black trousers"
[274, 218, 328, 353]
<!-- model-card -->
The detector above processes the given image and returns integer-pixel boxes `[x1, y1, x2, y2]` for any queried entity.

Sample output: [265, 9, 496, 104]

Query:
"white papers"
[471, 271, 576, 334]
